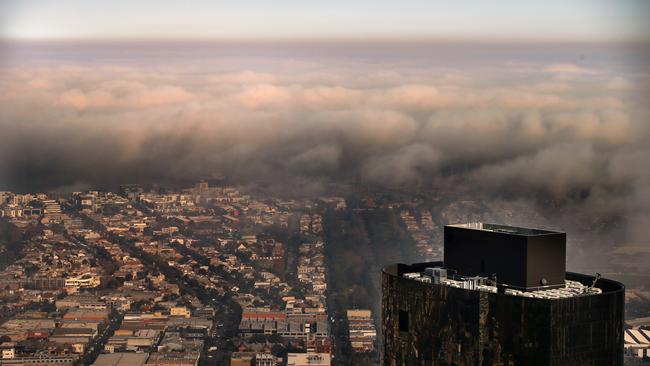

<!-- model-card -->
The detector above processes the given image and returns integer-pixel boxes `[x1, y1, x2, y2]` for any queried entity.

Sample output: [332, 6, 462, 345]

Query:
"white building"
[286, 353, 331, 366]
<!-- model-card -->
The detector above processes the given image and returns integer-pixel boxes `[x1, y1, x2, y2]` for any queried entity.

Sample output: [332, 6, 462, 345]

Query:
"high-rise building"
[382, 223, 625, 365]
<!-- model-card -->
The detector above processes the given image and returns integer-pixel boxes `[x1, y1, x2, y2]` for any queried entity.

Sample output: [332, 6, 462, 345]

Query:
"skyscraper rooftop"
[446, 222, 562, 236]
[382, 222, 625, 365]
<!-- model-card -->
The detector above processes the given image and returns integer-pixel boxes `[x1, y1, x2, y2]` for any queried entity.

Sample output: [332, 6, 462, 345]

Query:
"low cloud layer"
[0, 42, 649, 254]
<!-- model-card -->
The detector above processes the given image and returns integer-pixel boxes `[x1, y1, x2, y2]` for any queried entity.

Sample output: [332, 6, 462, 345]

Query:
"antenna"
[584, 273, 601, 294]
[589, 273, 601, 289]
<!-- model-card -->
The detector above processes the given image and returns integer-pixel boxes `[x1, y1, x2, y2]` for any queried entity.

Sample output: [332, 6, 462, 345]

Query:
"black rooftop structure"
[444, 223, 566, 291]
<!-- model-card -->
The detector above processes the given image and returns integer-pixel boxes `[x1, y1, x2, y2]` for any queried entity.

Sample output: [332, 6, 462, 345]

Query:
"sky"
[1, 0, 649, 41]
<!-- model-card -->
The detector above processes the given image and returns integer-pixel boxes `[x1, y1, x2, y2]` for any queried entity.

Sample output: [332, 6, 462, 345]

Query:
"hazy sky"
[1, 0, 649, 41]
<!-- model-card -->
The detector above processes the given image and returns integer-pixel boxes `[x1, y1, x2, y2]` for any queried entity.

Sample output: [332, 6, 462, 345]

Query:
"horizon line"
[2, 34, 649, 45]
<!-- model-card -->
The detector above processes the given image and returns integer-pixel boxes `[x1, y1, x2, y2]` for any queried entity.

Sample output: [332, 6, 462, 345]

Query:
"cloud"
[0, 43, 648, 259]
[0, 55, 644, 195]
[361, 144, 441, 186]
[369, 84, 443, 110]
[208, 71, 278, 85]
[287, 144, 342, 173]
[231, 84, 293, 110]
[473, 143, 600, 198]
[544, 63, 598, 75]
[298, 86, 362, 108]
[59, 84, 193, 110]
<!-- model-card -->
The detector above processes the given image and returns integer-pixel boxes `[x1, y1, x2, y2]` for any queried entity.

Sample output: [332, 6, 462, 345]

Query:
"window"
[399, 310, 409, 332]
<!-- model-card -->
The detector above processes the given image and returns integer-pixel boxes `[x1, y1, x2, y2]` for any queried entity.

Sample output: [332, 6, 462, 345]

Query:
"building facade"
[382, 223, 625, 366]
